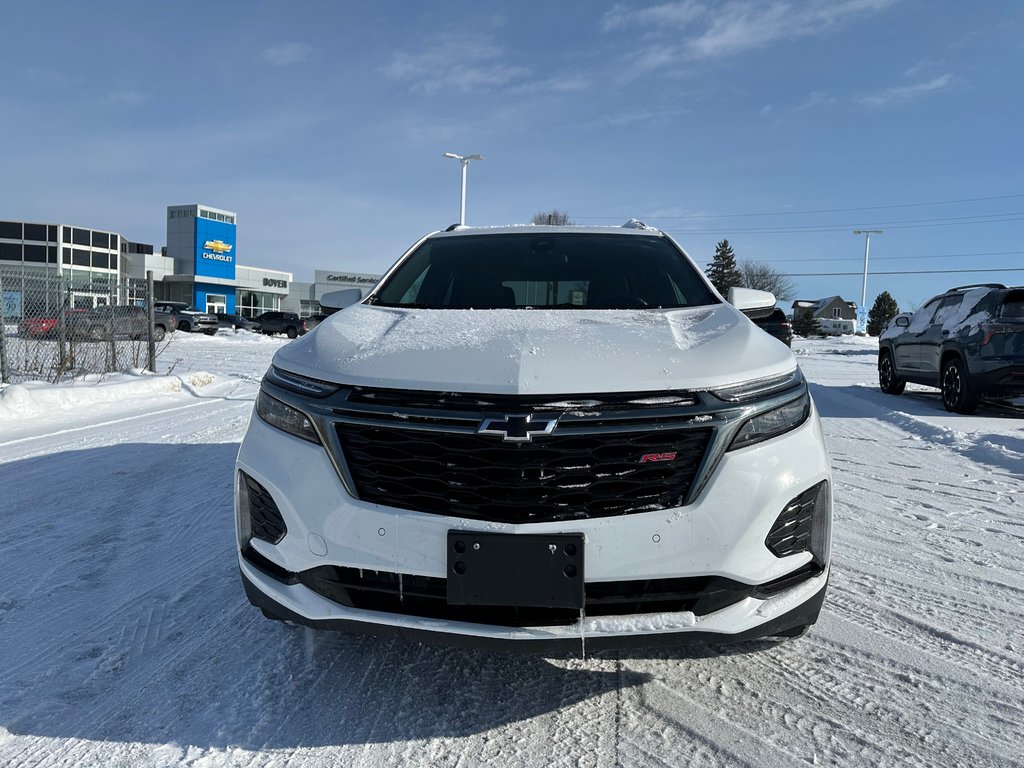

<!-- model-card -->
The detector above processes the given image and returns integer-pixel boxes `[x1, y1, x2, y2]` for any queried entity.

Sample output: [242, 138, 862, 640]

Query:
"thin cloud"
[602, 1, 705, 32]
[384, 37, 529, 93]
[858, 74, 954, 107]
[605, 0, 898, 69]
[107, 90, 149, 106]
[262, 43, 313, 66]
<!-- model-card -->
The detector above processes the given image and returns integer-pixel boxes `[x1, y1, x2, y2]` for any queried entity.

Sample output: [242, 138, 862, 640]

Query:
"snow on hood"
[271, 304, 795, 395]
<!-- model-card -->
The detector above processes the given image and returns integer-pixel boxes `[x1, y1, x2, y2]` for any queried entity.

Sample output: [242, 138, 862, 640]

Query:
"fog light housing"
[237, 471, 287, 545]
[766, 480, 830, 567]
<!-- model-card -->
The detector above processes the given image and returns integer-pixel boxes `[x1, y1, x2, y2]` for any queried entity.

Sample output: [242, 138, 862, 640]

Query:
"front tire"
[286, 326, 298, 339]
[941, 357, 978, 414]
[153, 326, 166, 342]
[878, 351, 905, 395]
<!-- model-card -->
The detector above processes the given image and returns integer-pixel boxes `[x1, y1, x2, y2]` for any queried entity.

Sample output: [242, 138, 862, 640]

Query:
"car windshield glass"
[368, 233, 719, 310]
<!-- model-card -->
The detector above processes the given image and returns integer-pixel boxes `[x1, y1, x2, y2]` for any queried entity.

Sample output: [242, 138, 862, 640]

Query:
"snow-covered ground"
[1, 330, 1022, 767]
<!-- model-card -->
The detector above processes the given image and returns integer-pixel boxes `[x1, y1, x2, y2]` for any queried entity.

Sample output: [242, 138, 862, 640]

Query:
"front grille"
[297, 565, 774, 627]
[335, 423, 713, 523]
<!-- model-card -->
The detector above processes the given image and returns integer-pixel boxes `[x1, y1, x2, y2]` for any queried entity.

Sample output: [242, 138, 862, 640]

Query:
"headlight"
[264, 366, 339, 397]
[728, 391, 810, 450]
[711, 369, 803, 403]
[256, 390, 321, 444]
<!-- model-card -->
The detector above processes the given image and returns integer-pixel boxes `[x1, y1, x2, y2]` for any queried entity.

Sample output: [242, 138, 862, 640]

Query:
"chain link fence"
[0, 268, 164, 384]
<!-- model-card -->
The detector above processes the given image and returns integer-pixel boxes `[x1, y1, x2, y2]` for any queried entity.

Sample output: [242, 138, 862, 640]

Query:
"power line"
[661, 213, 1024, 235]
[772, 267, 1024, 277]
[755, 250, 1024, 263]
[574, 192, 1024, 220]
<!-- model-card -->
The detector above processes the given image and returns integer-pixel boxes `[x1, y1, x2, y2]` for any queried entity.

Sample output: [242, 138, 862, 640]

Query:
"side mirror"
[727, 286, 777, 319]
[319, 288, 363, 312]
[895, 316, 909, 328]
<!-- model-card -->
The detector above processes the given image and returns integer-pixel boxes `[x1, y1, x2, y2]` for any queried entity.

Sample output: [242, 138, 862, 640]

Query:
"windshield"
[368, 233, 719, 310]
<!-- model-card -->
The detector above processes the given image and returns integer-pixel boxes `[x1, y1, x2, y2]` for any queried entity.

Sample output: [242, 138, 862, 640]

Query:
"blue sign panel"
[194, 283, 236, 314]
[194, 218, 236, 281]
[2, 290, 23, 318]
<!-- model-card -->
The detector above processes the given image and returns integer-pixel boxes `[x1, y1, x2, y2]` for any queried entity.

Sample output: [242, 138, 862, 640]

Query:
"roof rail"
[444, 223, 463, 232]
[948, 283, 1007, 291]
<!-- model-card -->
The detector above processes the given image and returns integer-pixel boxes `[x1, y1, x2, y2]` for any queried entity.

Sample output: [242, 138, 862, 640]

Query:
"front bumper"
[235, 395, 832, 650]
[239, 553, 829, 653]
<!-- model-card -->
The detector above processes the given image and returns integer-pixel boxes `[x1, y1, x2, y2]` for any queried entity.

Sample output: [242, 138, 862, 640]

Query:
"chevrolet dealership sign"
[204, 240, 232, 254]
[202, 239, 234, 262]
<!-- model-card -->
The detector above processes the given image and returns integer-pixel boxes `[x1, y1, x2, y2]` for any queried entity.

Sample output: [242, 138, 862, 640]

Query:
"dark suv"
[254, 311, 306, 339]
[753, 308, 793, 347]
[878, 284, 1024, 413]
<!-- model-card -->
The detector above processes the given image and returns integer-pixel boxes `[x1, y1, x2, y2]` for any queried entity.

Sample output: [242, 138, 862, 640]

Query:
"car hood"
[271, 304, 796, 394]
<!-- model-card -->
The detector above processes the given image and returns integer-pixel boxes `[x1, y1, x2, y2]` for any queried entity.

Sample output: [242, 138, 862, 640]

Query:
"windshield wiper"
[368, 300, 435, 309]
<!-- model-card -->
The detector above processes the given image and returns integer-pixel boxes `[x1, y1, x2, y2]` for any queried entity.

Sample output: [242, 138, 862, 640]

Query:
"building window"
[72, 249, 90, 267]
[92, 232, 109, 249]
[62, 227, 72, 243]
[832, 308, 841, 318]
[24, 223, 47, 242]
[0, 242, 20, 261]
[72, 228, 90, 246]
[24, 244, 46, 263]
[0, 221, 21, 239]
[63, 247, 72, 264]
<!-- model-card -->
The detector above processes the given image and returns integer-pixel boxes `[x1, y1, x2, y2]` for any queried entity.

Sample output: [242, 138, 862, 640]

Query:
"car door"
[917, 294, 964, 379]
[895, 298, 941, 372]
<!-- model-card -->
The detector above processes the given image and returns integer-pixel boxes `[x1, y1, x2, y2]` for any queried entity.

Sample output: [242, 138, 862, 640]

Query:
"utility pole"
[442, 152, 484, 226]
[853, 229, 882, 331]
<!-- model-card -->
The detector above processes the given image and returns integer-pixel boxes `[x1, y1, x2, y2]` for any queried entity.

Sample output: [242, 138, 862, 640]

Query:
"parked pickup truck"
[253, 311, 307, 339]
[153, 302, 219, 334]
[69, 305, 170, 341]
[235, 222, 833, 653]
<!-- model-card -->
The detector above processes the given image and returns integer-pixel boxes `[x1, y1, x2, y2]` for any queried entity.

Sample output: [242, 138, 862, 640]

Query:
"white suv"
[235, 224, 832, 652]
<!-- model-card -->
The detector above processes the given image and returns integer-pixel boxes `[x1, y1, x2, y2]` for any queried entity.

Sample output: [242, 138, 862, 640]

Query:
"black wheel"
[878, 351, 905, 395]
[941, 358, 978, 414]
[153, 326, 166, 342]
[286, 326, 298, 339]
[178, 321, 191, 332]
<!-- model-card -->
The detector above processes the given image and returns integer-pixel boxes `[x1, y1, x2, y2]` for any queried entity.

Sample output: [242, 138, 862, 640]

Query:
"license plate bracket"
[446, 531, 585, 609]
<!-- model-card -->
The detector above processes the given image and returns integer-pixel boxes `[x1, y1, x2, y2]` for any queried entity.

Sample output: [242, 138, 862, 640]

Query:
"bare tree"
[739, 261, 796, 300]
[531, 209, 573, 225]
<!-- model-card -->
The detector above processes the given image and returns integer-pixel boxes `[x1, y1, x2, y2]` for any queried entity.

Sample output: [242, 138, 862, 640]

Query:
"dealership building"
[1, 205, 380, 318]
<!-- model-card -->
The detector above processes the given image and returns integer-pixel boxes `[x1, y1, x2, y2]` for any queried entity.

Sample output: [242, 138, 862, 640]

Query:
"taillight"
[980, 323, 1019, 346]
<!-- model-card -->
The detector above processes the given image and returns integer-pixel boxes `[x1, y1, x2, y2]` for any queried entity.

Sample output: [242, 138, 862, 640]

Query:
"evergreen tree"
[867, 291, 900, 336]
[792, 312, 822, 337]
[705, 239, 742, 296]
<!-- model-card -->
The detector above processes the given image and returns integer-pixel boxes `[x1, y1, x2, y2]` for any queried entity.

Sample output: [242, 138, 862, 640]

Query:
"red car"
[18, 310, 88, 339]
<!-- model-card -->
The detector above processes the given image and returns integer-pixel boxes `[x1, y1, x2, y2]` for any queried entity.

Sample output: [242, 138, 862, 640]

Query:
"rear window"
[369, 233, 719, 310]
[1001, 291, 1024, 318]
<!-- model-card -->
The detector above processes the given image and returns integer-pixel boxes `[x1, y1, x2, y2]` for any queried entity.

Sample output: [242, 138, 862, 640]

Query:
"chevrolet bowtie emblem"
[477, 414, 558, 442]
[203, 240, 233, 254]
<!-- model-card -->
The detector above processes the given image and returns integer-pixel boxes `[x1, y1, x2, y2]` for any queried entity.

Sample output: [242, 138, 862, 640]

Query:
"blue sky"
[2, 0, 1022, 312]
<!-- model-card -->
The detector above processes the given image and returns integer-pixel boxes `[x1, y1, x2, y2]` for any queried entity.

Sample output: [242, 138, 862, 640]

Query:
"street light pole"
[442, 152, 484, 225]
[852, 229, 883, 327]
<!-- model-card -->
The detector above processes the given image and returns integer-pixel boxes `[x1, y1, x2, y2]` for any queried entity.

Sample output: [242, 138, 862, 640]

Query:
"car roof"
[427, 223, 666, 240]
